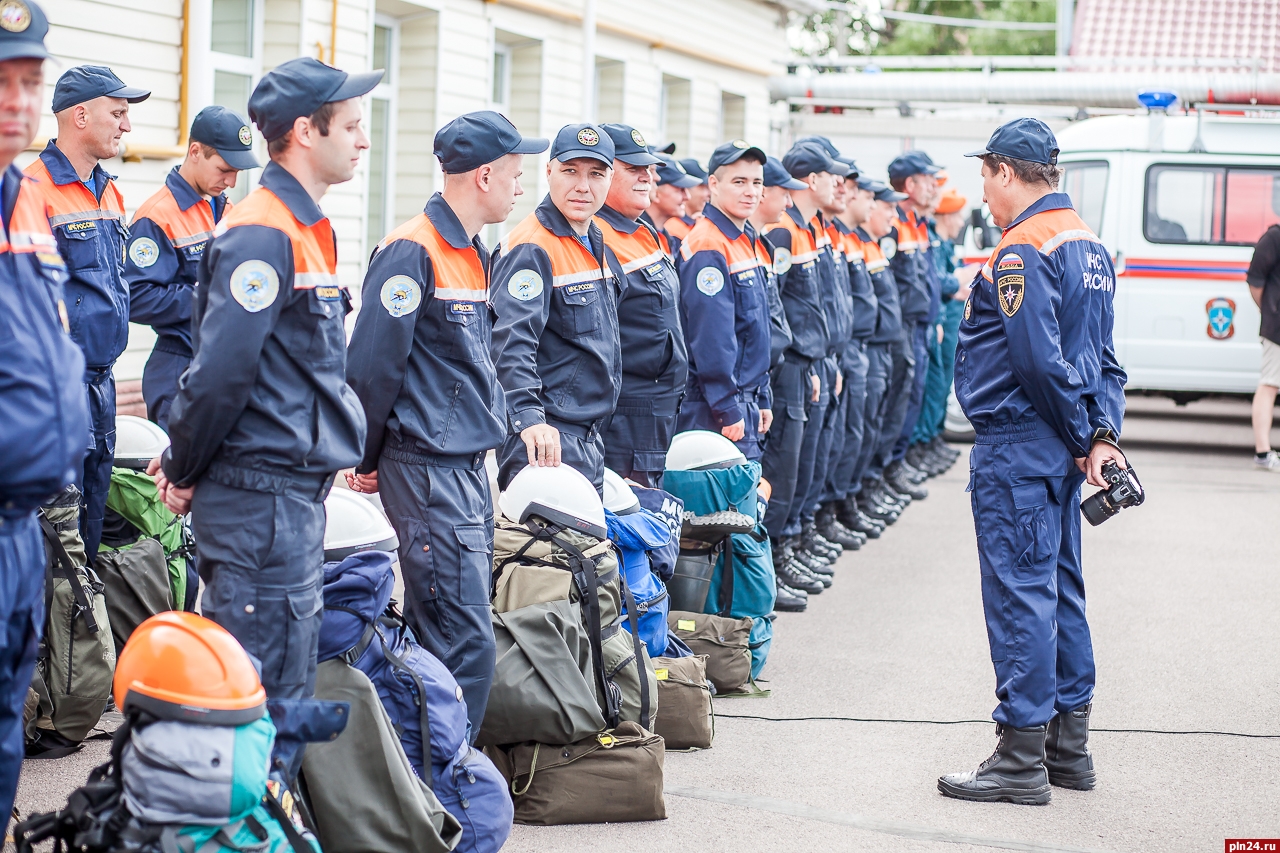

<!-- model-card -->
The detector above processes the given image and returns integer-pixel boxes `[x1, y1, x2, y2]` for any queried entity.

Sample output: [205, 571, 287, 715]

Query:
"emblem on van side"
[1205, 297, 1235, 340]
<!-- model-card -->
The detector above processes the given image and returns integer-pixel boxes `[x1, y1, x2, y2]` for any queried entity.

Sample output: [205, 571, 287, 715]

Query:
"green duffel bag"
[667, 610, 752, 694]
[95, 537, 173, 658]
[493, 518, 622, 626]
[488, 721, 666, 826]
[30, 490, 115, 746]
[652, 655, 714, 750]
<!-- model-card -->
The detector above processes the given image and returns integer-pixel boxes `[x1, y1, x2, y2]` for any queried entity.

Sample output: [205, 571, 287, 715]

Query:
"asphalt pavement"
[11, 395, 1280, 852]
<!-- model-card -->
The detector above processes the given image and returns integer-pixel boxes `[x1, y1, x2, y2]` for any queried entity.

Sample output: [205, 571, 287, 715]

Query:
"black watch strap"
[1091, 427, 1120, 449]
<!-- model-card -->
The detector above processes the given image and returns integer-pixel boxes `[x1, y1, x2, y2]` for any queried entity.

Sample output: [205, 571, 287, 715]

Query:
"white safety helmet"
[602, 468, 640, 515]
[323, 489, 399, 562]
[114, 415, 170, 470]
[664, 430, 747, 471]
[498, 464, 607, 539]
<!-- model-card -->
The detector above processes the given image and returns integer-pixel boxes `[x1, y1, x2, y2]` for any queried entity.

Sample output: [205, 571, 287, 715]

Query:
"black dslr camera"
[1080, 461, 1145, 526]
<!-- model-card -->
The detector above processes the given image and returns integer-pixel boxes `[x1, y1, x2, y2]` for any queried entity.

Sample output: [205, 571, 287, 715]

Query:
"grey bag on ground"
[302, 659, 462, 853]
[486, 721, 666, 825]
[95, 537, 173, 658]
[33, 490, 115, 745]
[667, 610, 752, 694]
[652, 654, 714, 750]
[484, 519, 656, 746]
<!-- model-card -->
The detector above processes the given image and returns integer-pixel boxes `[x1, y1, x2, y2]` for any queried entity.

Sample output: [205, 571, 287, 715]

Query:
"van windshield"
[1144, 164, 1280, 245]
[1060, 161, 1108, 235]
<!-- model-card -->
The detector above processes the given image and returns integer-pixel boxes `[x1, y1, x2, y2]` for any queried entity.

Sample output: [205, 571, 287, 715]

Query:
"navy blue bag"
[318, 551, 513, 853]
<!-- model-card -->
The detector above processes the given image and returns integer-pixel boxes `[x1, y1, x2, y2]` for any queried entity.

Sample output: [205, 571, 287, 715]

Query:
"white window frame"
[491, 41, 513, 113]
[365, 13, 400, 256]
[208, 0, 265, 199]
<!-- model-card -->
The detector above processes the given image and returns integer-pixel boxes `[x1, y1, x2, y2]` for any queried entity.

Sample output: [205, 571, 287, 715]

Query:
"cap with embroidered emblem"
[0, 0, 50, 63]
[549, 122, 615, 166]
[707, 140, 766, 174]
[248, 57, 383, 141]
[599, 123, 661, 167]
[966, 117, 1059, 165]
[190, 105, 261, 171]
[433, 110, 548, 174]
[53, 65, 151, 114]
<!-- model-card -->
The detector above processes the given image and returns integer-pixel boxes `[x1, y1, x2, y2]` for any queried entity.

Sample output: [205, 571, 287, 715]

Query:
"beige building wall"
[32, 0, 793, 382]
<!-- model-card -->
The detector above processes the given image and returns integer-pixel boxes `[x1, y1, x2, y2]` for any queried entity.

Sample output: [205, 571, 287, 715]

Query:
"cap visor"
[329, 69, 384, 102]
[555, 148, 613, 166]
[661, 173, 701, 189]
[618, 151, 662, 166]
[781, 176, 807, 190]
[216, 146, 262, 171]
[963, 147, 991, 158]
[512, 136, 550, 155]
[0, 43, 52, 63]
[105, 85, 151, 104]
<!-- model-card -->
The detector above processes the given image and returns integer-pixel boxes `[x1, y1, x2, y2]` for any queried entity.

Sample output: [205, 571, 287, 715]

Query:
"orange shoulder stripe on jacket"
[133, 185, 218, 248]
[216, 186, 337, 288]
[382, 214, 487, 301]
[597, 218, 665, 275]
[502, 211, 612, 287]
[981, 208, 1100, 281]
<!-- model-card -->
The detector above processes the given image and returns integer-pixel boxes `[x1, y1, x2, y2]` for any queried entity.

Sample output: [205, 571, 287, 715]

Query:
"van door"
[1123, 163, 1276, 392]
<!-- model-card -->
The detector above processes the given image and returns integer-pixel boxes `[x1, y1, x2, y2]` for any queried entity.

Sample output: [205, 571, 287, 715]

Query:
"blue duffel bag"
[606, 507, 673, 660]
[318, 551, 512, 853]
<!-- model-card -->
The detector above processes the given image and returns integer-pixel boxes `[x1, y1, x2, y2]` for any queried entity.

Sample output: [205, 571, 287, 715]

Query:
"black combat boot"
[817, 504, 862, 549]
[886, 460, 928, 501]
[802, 521, 841, 560]
[839, 498, 883, 538]
[773, 575, 808, 612]
[773, 538, 823, 595]
[1045, 704, 1096, 790]
[937, 724, 1052, 805]
[788, 536, 834, 583]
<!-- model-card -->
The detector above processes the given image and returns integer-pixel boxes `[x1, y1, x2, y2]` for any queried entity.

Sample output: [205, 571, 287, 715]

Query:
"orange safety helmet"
[114, 612, 267, 725]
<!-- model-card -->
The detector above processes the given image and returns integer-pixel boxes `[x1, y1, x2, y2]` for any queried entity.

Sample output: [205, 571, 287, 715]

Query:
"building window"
[594, 59, 623, 124]
[661, 75, 690, 153]
[366, 18, 398, 255]
[211, 0, 253, 57]
[720, 92, 745, 144]
[210, 0, 262, 202]
[492, 43, 512, 111]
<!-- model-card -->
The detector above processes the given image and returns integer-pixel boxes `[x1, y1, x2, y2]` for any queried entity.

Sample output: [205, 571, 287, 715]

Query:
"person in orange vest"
[152, 59, 378, 764]
[649, 152, 698, 261]
[0, 0, 91, 821]
[663, 157, 708, 255]
[345, 111, 547, 738]
[595, 123, 688, 486]
[124, 106, 260, 433]
[26, 64, 149, 559]
[490, 123, 623, 491]
[676, 141, 773, 461]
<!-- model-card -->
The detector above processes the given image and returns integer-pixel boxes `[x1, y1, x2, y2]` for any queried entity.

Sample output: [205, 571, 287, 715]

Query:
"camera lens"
[1080, 491, 1119, 527]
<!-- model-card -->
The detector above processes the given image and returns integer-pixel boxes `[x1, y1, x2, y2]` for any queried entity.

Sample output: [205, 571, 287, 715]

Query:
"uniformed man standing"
[26, 65, 150, 559]
[664, 157, 708, 252]
[596, 124, 688, 485]
[939, 118, 1127, 805]
[676, 141, 773, 461]
[649, 153, 698, 260]
[346, 111, 545, 739]
[154, 59, 378, 720]
[491, 123, 622, 491]
[125, 105, 260, 430]
[0, 3, 90, 825]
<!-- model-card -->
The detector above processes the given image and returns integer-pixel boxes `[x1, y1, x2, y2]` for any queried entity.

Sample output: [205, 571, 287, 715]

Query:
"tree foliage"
[790, 1, 1057, 59]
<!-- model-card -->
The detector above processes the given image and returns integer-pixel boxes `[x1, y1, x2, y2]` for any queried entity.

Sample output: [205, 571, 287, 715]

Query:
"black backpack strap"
[547, 528, 619, 728]
[371, 624, 433, 792]
[717, 535, 736, 617]
[324, 604, 378, 664]
[37, 512, 99, 633]
[617, 574, 652, 729]
[261, 793, 316, 853]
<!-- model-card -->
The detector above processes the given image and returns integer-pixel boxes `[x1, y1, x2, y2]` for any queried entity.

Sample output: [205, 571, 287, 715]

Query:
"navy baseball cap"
[248, 57, 383, 141]
[887, 151, 940, 183]
[53, 65, 150, 114]
[679, 158, 709, 183]
[707, 140, 766, 174]
[872, 182, 907, 203]
[654, 153, 699, 188]
[782, 142, 849, 179]
[0, 0, 52, 63]
[764, 156, 806, 190]
[966, 117, 1060, 165]
[600, 124, 661, 167]
[549, 123, 614, 165]
[434, 110, 547, 174]
[189, 106, 260, 171]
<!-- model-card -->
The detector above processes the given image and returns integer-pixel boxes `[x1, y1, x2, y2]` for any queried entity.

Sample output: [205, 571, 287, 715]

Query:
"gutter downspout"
[330, 0, 340, 65]
[581, 0, 595, 122]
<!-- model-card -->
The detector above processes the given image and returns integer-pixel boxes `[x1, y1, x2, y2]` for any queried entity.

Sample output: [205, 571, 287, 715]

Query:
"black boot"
[937, 724, 1052, 805]
[1046, 704, 1096, 790]
[886, 460, 928, 501]
[773, 575, 808, 612]
[773, 539, 824, 595]
[818, 505, 863, 549]
[788, 537, 834, 583]
[802, 521, 841, 560]
[840, 498, 883, 538]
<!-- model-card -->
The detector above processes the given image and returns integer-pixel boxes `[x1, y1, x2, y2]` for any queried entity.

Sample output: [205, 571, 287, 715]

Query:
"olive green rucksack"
[27, 486, 115, 751]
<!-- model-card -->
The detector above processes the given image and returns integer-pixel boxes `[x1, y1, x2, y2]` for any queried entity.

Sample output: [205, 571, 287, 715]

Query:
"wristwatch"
[1091, 427, 1120, 450]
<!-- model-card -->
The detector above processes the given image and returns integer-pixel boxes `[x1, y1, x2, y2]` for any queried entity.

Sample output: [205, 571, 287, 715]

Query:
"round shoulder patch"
[631, 129, 646, 147]
[773, 247, 792, 276]
[380, 275, 422, 318]
[129, 237, 160, 269]
[577, 128, 599, 146]
[508, 269, 544, 302]
[696, 267, 725, 296]
[229, 260, 279, 313]
[238, 125, 253, 146]
[880, 236, 897, 260]
[0, 1, 32, 33]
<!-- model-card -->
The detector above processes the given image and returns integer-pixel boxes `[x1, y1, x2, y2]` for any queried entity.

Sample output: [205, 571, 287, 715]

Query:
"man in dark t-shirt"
[1247, 224, 1280, 471]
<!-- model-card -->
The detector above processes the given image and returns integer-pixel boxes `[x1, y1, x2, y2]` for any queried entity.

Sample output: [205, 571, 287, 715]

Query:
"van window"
[1060, 161, 1108, 234]
[1144, 164, 1280, 245]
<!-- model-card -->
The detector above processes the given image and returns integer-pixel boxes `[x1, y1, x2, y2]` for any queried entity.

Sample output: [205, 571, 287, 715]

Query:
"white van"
[1054, 111, 1280, 398]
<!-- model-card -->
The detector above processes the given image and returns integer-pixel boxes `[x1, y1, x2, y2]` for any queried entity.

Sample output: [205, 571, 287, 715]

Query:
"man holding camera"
[940, 118, 1128, 805]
